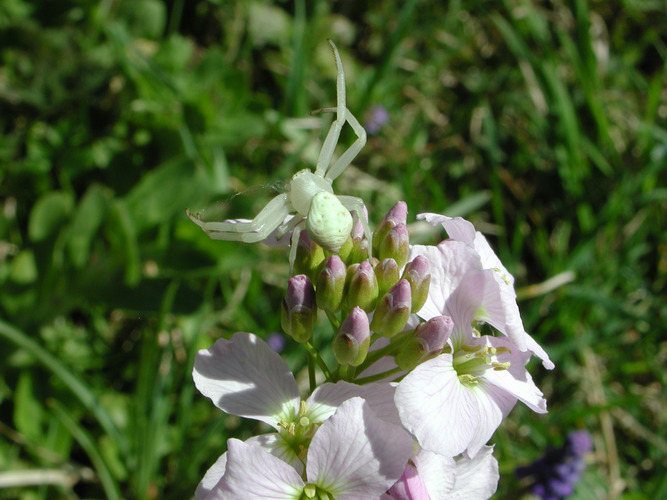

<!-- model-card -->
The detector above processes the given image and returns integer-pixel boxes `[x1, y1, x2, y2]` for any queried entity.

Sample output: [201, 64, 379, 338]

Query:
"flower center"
[452, 344, 512, 387]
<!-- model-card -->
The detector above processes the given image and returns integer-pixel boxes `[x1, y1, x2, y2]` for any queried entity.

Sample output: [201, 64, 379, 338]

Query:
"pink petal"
[307, 398, 413, 497]
[193, 333, 300, 428]
[395, 355, 479, 457]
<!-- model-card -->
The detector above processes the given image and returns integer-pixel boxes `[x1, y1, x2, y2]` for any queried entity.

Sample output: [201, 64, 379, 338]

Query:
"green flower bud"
[346, 260, 379, 313]
[294, 231, 325, 280]
[401, 255, 431, 313]
[375, 258, 400, 296]
[333, 306, 370, 366]
[370, 279, 411, 337]
[378, 223, 409, 269]
[372, 201, 407, 255]
[281, 275, 317, 343]
[315, 255, 347, 313]
[395, 315, 453, 371]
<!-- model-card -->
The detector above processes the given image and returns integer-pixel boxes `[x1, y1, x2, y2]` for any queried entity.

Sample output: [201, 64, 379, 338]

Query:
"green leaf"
[8, 249, 38, 284]
[67, 185, 109, 268]
[14, 371, 44, 440]
[124, 157, 206, 232]
[28, 191, 74, 242]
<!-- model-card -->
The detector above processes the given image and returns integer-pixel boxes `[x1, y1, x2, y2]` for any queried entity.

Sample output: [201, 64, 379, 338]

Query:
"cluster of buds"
[280, 202, 455, 374]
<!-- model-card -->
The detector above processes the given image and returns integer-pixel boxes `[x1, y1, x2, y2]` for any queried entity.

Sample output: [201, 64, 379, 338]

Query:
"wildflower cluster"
[191, 201, 554, 499]
[189, 40, 553, 499]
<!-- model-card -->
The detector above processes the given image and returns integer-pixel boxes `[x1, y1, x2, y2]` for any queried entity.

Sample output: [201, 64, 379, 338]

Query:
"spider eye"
[306, 192, 353, 253]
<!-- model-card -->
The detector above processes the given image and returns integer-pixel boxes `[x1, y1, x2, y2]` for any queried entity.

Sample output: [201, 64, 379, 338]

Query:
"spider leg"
[313, 40, 347, 178]
[323, 107, 366, 182]
[337, 195, 372, 258]
[186, 193, 291, 242]
[288, 221, 306, 274]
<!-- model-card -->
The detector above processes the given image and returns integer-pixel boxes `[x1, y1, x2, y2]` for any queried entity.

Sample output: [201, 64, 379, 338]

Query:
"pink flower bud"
[372, 201, 408, 255]
[375, 258, 400, 296]
[316, 255, 347, 313]
[401, 255, 431, 313]
[370, 279, 411, 337]
[333, 306, 371, 366]
[346, 260, 379, 312]
[378, 223, 410, 268]
[281, 275, 316, 343]
[395, 315, 453, 371]
[294, 231, 325, 279]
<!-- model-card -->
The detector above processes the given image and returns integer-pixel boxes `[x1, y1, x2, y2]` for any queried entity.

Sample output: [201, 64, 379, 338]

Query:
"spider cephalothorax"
[187, 40, 370, 269]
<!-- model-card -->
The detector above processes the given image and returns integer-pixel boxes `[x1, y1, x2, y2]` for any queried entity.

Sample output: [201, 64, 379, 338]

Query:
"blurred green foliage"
[0, 0, 665, 498]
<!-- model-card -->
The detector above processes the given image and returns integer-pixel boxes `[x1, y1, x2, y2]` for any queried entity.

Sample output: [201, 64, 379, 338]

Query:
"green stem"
[355, 367, 402, 385]
[304, 342, 332, 381]
[325, 310, 341, 332]
[307, 351, 316, 393]
[357, 330, 412, 374]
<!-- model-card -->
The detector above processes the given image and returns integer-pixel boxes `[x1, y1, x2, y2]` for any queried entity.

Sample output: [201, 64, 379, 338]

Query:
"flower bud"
[370, 279, 411, 337]
[333, 306, 370, 366]
[348, 235, 370, 264]
[294, 231, 325, 279]
[372, 201, 407, 255]
[346, 260, 379, 312]
[315, 255, 347, 313]
[378, 223, 409, 268]
[401, 255, 431, 313]
[375, 258, 400, 296]
[395, 315, 453, 371]
[281, 275, 317, 343]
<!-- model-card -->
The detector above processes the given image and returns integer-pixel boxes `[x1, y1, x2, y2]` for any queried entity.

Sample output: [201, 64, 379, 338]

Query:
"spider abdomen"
[306, 191, 353, 253]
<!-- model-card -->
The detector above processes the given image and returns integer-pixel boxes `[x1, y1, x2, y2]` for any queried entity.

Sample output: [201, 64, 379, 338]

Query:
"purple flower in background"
[266, 332, 286, 352]
[365, 105, 390, 135]
[515, 430, 593, 500]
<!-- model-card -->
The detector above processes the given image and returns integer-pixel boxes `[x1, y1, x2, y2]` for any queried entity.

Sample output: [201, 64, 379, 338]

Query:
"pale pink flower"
[193, 333, 402, 498]
[395, 264, 548, 458]
[204, 398, 413, 499]
[413, 213, 553, 369]
[384, 446, 499, 500]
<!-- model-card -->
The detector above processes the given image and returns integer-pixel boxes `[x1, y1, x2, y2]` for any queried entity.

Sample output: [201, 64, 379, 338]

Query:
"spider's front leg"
[186, 193, 290, 243]
[313, 40, 367, 183]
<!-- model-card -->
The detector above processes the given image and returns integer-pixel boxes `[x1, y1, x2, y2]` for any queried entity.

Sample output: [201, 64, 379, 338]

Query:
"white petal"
[472, 233, 514, 286]
[417, 213, 476, 246]
[450, 445, 499, 499]
[246, 433, 304, 476]
[525, 331, 555, 370]
[395, 355, 479, 457]
[207, 439, 303, 500]
[307, 398, 413, 498]
[477, 268, 527, 351]
[193, 332, 300, 428]
[410, 241, 483, 322]
[412, 449, 456, 498]
[307, 381, 402, 426]
[444, 271, 487, 347]
[465, 381, 516, 458]
[195, 452, 228, 500]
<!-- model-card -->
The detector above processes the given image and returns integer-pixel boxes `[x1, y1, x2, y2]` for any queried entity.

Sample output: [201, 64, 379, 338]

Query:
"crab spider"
[187, 40, 371, 270]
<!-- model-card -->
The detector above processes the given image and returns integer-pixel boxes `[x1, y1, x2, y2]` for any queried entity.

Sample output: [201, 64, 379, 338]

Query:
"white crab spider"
[187, 40, 370, 270]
